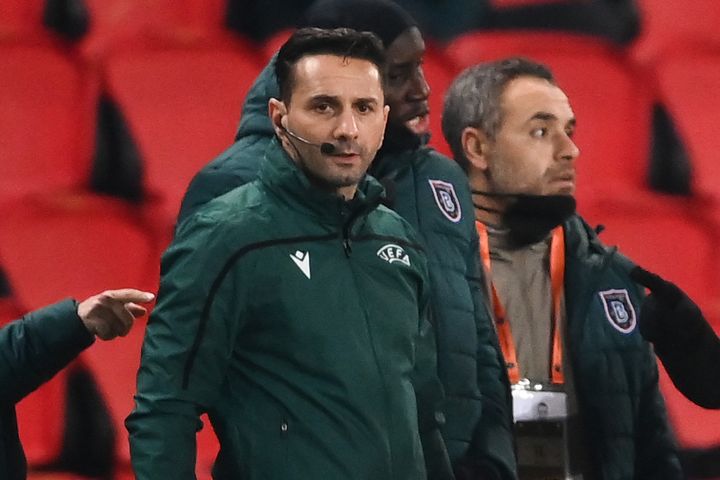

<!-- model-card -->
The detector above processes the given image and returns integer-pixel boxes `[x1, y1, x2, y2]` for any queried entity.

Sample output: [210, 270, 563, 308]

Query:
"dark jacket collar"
[258, 139, 386, 225]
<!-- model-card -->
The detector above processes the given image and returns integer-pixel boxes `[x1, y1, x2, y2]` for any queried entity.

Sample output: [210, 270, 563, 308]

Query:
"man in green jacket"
[127, 27, 450, 479]
[1, 288, 154, 480]
[443, 56, 683, 479]
[177, 2, 515, 479]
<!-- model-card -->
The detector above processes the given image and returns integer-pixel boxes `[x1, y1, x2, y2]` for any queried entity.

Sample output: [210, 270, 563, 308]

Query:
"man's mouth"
[330, 151, 361, 163]
[404, 112, 430, 135]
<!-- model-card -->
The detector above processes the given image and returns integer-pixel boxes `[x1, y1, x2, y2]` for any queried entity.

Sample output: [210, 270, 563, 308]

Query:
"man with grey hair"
[442, 57, 683, 479]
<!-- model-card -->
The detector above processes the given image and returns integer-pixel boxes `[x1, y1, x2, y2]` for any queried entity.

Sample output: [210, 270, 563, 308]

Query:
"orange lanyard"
[476, 222, 566, 385]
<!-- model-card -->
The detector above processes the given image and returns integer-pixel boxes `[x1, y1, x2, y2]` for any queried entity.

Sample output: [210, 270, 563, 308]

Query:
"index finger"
[102, 289, 155, 304]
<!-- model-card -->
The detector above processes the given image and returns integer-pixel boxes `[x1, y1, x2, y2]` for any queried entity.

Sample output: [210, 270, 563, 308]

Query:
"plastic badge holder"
[512, 380, 582, 480]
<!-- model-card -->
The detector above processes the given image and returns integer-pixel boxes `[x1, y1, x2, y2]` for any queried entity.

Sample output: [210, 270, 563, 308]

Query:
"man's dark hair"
[442, 57, 556, 171]
[275, 27, 386, 104]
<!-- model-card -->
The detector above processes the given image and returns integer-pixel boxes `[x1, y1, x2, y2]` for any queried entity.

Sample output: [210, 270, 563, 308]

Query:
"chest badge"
[377, 244, 410, 267]
[598, 289, 636, 333]
[428, 179, 462, 223]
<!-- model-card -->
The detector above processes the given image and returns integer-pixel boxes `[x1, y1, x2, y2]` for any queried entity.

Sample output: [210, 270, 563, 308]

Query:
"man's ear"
[461, 126, 491, 172]
[268, 98, 287, 137]
[377, 104, 390, 150]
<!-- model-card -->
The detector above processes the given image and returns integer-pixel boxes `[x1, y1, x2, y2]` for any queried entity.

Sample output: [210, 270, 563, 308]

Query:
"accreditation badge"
[512, 380, 583, 480]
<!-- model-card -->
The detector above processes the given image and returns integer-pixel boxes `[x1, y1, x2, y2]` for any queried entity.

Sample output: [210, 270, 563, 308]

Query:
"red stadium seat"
[103, 43, 262, 224]
[82, 0, 245, 60]
[445, 31, 653, 208]
[655, 51, 720, 203]
[423, 44, 459, 158]
[0, 43, 99, 205]
[0, 194, 159, 311]
[632, 0, 720, 67]
[0, 0, 46, 41]
[0, 296, 22, 325]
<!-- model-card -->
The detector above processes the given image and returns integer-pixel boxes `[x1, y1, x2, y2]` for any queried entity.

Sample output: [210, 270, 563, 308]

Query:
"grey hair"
[442, 57, 556, 171]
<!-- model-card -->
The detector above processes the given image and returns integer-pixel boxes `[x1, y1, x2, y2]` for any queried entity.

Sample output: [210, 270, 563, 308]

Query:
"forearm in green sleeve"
[0, 299, 93, 405]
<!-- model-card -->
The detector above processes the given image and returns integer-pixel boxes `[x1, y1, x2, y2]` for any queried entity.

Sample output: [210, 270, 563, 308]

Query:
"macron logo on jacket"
[290, 250, 311, 279]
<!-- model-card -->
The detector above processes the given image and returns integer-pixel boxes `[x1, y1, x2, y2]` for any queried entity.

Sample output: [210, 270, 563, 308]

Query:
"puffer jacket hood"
[235, 58, 278, 141]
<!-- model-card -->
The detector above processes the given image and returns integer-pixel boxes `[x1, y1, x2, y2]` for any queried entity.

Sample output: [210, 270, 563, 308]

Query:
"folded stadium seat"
[445, 31, 653, 209]
[0, 0, 46, 41]
[631, 0, 720, 68]
[0, 194, 159, 313]
[655, 51, 720, 204]
[81, 0, 246, 60]
[102, 41, 262, 233]
[0, 295, 22, 325]
[0, 40, 100, 205]
[423, 44, 459, 158]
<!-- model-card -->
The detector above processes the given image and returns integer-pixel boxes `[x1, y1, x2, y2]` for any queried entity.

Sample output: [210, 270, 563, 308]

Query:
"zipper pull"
[343, 236, 352, 256]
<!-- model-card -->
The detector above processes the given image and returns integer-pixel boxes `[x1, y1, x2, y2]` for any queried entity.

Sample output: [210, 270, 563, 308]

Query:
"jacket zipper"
[341, 199, 381, 257]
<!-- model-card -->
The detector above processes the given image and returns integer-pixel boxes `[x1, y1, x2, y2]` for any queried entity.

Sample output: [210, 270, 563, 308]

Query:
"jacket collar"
[258, 138, 386, 225]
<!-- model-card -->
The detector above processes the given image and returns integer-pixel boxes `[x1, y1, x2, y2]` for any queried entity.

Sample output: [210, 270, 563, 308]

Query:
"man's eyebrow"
[355, 97, 380, 104]
[529, 111, 557, 122]
[308, 94, 340, 104]
[529, 112, 577, 127]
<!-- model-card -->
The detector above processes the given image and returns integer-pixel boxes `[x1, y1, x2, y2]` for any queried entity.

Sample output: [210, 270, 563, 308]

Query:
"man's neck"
[473, 193, 506, 226]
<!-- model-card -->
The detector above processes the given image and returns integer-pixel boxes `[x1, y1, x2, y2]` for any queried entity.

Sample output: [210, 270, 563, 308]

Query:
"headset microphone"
[281, 125, 337, 155]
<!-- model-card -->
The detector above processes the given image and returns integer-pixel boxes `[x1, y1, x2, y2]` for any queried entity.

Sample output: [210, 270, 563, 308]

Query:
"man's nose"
[334, 109, 360, 140]
[558, 134, 580, 161]
[408, 66, 430, 101]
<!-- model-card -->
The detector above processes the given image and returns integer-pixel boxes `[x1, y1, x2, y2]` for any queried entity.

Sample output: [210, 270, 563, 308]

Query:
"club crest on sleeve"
[428, 179, 462, 223]
[598, 289, 636, 333]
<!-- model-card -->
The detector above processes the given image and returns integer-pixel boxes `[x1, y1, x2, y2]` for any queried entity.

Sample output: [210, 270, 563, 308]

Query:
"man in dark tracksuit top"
[177, 2, 515, 479]
[1, 289, 154, 480]
[128, 28, 451, 479]
[443, 57, 683, 479]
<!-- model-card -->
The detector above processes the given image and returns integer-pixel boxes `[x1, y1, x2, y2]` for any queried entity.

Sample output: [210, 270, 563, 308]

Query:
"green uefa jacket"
[178, 59, 515, 480]
[563, 215, 683, 479]
[127, 140, 447, 479]
[0, 300, 94, 480]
